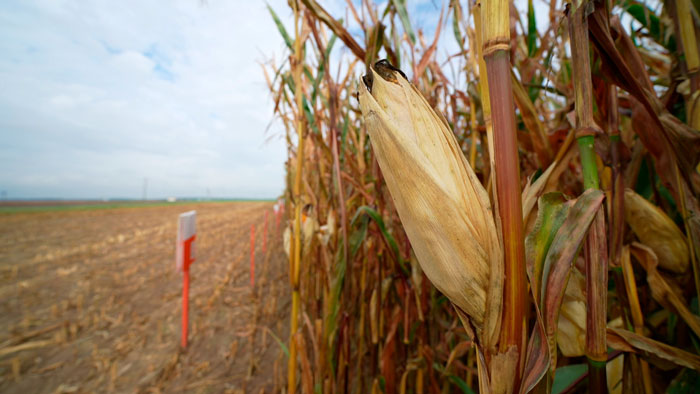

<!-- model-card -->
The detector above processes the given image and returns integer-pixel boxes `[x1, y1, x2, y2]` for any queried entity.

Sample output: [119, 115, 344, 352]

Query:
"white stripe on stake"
[177, 211, 196, 271]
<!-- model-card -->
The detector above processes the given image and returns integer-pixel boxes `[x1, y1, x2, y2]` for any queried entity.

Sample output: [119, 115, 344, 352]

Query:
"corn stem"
[568, 4, 608, 392]
[676, 0, 700, 87]
[481, 0, 527, 377]
[288, 2, 305, 392]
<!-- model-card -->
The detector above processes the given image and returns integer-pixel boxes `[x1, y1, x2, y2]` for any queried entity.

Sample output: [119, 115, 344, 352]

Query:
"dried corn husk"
[318, 209, 336, 246]
[607, 354, 624, 394]
[624, 189, 689, 273]
[556, 269, 586, 357]
[358, 60, 502, 343]
[283, 204, 318, 259]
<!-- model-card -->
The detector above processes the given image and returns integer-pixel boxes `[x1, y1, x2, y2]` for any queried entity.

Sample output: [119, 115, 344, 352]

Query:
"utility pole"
[142, 178, 148, 201]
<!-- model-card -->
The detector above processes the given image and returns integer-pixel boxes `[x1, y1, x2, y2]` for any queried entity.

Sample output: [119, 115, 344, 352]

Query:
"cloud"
[0, 0, 293, 199]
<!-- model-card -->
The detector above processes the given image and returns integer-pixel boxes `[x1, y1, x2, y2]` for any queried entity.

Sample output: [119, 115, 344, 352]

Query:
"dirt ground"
[0, 201, 290, 393]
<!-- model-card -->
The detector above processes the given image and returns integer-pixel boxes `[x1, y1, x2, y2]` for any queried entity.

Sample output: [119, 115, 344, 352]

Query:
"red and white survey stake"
[176, 210, 196, 349]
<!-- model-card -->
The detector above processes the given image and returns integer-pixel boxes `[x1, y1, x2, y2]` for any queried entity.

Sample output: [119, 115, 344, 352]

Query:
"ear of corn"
[358, 62, 502, 343]
[624, 189, 689, 273]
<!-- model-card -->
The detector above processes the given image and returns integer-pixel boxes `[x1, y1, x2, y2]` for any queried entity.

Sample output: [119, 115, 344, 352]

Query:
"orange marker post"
[177, 211, 196, 349]
[250, 223, 256, 287]
[263, 211, 269, 254]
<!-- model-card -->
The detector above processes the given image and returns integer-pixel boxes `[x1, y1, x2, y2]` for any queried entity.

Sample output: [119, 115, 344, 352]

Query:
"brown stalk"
[288, 3, 306, 393]
[481, 0, 526, 382]
[675, 0, 700, 90]
[567, 2, 608, 392]
[605, 85, 625, 269]
[310, 20, 349, 272]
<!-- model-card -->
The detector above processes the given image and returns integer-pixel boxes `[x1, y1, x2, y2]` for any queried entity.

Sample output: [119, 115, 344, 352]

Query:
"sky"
[0, 0, 299, 200]
[0, 0, 550, 200]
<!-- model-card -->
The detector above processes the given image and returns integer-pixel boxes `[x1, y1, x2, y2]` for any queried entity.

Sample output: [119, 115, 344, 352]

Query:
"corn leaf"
[264, 326, 290, 358]
[551, 364, 587, 394]
[390, 0, 416, 44]
[451, 1, 465, 52]
[352, 206, 407, 274]
[607, 327, 700, 370]
[325, 250, 346, 343]
[541, 189, 604, 352]
[527, 0, 537, 57]
[349, 214, 369, 258]
[267, 4, 294, 50]
[525, 192, 569, 298]
[311, 34, 337, 105]
[521, 189, 605, 391]
[301, 0, 366, 59]
[448, 375, 477, 394]
[590, 6, 700, 181]
[621, 0, 674, 50]
[667, 369, 700, 393]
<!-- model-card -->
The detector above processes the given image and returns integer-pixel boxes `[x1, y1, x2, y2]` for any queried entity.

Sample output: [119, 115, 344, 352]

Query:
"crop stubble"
[0, 201, 289, 393]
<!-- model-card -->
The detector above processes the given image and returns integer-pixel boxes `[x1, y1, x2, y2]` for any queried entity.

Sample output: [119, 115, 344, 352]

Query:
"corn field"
[263, 0, 700, 392]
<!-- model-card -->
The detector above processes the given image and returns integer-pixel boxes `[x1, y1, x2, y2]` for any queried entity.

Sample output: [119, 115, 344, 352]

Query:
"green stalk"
[567, 3, 608, 392]
[577, 136, 599, 190]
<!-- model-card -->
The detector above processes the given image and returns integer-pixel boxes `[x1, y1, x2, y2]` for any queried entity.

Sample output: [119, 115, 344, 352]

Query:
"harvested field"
[0, 201, 289, 393]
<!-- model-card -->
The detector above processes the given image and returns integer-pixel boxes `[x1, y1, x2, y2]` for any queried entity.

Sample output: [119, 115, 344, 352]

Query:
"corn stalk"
[480, 0, 527, 381]
[567, 2, 608, 392]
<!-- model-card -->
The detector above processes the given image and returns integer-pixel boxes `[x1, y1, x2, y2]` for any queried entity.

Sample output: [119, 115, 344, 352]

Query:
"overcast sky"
[0, 0, 301, 200]
[0, 0, 547, 200]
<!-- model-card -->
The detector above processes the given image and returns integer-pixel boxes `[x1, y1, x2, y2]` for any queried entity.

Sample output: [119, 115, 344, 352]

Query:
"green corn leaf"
[451, 0, 465, 51]
[267, 4, 294, 50]
[263, 327, 290, 358]
[349, 214, 369, 258]
[448, 375, 477, 394]
[552, 364, 587, 394]
[325, 249, 346, 348]
[302, 96, 320, 135]
[520, 189, 605, 391]
[352, 206, 407, 274]
[391, 0, 416, 44]
[525, 193, 570, 298]
[527, 0, 537, 57]
[621, 0, 675, 50]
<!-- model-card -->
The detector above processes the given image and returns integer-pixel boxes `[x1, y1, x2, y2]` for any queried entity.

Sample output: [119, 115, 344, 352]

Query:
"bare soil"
[0, 201, 289, 393]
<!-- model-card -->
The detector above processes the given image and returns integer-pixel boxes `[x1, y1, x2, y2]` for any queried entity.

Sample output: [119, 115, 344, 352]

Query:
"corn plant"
[265, 0, 700, 392]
